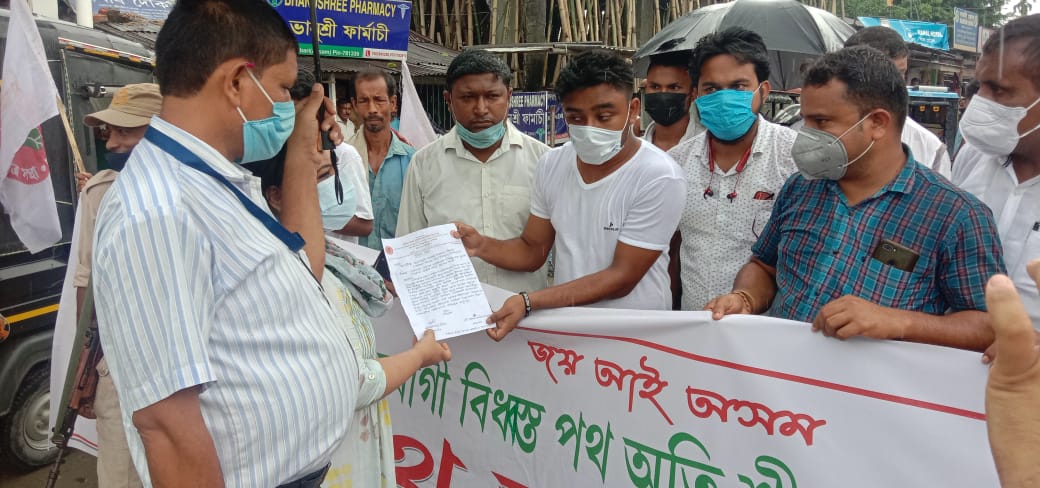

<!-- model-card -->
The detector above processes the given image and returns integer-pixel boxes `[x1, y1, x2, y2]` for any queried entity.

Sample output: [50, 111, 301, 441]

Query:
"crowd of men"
[64, 0, 1040, 485]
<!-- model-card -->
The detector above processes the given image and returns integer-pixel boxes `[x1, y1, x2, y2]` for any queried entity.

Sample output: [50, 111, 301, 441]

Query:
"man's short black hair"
[554, 49, 634, 100]
[648, 50, 692, 70]
[155, 0, 297, 97]
[982, 14, 1040, 89]
[446, 49, 513, 90]
[689, 27, 770, 86]
[336, 98, 350, 106]
[353, 68, 397, 98]
[804, 46, 908, 130]
[844, 26, 910, 60]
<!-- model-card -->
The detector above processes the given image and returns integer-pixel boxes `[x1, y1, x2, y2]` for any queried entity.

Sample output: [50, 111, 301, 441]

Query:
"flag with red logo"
[0, 0, 62, 253]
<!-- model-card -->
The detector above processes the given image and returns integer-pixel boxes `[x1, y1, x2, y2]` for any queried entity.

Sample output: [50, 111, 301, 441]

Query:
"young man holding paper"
[454, 49, 686, 341]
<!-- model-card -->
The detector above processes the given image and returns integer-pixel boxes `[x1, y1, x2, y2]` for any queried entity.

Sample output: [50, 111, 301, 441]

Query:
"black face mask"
[106, 151, 131, 171]
[643, 92, 690, 127]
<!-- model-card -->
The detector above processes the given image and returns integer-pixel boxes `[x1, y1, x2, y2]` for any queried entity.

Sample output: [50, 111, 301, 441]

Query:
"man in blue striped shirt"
[92, 1, 358, 486]
[707, 47, 1004, 351]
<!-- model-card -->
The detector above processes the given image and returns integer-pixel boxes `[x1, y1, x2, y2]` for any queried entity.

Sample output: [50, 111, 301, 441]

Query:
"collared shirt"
[668, 118, 798, 310]
[903, 117, 952, 179]
[73, 169, 118, 287]
[397, 121, 550, 292]
[643, 112, 705, 147]
[348, 129, 416, 250]
[953, 143, 1040, 326]
[752, 147, 1004, 322]
[92, 117, 358, 488]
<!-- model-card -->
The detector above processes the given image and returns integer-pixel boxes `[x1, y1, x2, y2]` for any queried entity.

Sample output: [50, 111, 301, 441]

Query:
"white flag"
[0, 0, 62, 253]
[398, 62, 438, 150]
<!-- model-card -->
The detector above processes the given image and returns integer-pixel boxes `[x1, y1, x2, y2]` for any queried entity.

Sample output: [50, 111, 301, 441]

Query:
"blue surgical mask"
[456, 121, 506, 149]
[106, 151, 131, 171]
[318, 166, 357, 231]
[695, 86, 761, 141]
[238, 69, 296, 164]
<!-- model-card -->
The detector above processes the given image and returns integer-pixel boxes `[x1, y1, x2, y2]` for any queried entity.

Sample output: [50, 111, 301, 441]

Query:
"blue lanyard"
[144, 127, 305, 252]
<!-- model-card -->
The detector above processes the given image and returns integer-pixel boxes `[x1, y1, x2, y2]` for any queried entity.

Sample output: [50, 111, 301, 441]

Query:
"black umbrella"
[632, 0, 855, 90]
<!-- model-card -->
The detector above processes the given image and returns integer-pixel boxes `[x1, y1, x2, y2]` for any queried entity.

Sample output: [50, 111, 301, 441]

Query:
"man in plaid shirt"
[707, 47, 1004, 352]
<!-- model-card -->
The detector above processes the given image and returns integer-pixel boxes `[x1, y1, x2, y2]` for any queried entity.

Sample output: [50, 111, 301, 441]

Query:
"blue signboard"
[952, 8, 979, 53]
[858, 17, 949, 51]
[270, 0, 411, 61]
[509, 92, 569, 146]
[93, 0, 173, 20]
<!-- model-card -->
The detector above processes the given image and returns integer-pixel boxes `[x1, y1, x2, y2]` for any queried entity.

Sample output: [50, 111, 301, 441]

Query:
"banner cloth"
[374, 286, 996, 487]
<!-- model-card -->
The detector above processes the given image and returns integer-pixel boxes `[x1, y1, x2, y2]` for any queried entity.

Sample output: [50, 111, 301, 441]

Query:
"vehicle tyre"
[0, 366, 59, 470]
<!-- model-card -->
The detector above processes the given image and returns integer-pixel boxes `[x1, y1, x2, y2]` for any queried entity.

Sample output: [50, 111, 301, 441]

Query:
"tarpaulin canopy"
[633, 0, 855, 90]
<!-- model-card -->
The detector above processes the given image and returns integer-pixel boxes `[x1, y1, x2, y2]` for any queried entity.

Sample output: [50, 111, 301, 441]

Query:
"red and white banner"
[1, 0, 62, 253]
[375, 287, 997, 487]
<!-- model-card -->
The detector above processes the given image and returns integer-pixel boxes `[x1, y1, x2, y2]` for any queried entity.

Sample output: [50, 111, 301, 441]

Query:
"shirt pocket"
[500, 185, 533, 232]
[746, 199, 777, 242]
[863, 256, 925, 309]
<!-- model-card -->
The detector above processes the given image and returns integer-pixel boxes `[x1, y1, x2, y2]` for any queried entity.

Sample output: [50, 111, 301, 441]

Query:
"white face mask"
[569, 113, 631, 165]
[960, 94, 1040, 157]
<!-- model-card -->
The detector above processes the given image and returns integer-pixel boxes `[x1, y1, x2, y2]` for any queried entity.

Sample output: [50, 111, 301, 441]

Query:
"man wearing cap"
[74, 82, 161, 488]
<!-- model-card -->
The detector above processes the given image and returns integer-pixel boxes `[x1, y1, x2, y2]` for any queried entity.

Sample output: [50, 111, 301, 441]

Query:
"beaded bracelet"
[518, 291, 532, 317]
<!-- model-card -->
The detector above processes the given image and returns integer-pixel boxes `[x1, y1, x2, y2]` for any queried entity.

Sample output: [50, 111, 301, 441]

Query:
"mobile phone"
[373, 250, 391, 282]
[870, 238, 919, 272]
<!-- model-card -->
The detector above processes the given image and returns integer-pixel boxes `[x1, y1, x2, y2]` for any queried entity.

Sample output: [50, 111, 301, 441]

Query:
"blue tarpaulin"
[858, 17, 949, 51]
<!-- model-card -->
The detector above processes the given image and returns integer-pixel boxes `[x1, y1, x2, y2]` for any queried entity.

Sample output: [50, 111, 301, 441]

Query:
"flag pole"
[55, 97, 86, 174]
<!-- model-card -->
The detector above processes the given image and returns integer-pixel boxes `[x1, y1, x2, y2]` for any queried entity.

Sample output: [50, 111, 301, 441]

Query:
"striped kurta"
[93, 117, 358, 488]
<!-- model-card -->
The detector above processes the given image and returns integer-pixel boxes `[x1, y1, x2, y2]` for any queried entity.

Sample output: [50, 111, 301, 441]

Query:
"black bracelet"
[518, 291, 532, 317]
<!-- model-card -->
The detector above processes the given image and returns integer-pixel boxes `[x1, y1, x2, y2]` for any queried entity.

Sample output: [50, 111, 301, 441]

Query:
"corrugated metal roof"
[94, 23, 457, 78]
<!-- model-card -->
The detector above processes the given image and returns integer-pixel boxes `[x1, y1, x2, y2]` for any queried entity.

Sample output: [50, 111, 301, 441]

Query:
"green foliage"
[839, 0, 1009, 28]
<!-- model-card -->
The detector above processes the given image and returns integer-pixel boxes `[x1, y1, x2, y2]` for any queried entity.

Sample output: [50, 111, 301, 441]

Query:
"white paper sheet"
[382, 224, 493, 339]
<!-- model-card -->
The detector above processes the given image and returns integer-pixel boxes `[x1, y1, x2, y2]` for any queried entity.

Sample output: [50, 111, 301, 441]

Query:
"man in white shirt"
[328, 143, 374, 243]
[954, 14, 1040, 328]
[641, 51, 705, 152]
[336, 98, 357, 135]
[843, 26, 952, 179]
[667, 28, 798, 311]
[455, 49, 686, 341]
[398, 49, 550, 292]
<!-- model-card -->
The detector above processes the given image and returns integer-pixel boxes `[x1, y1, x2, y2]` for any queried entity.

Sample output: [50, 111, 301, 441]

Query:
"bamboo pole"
[439, 0, 452, 49]
[627, 0, 636, 47]
[653, 0, 660, 33]
[575, 0, 587, 41]
[416, 0, 426, 37]
[546, 0, 556, 41]
[466, 0, 474, 46]
[56, 98, 85, 174]
[591, 0, 600, 40]
[558, 0, 573, 41]
[490, 0, 497, 43]
[453, 0, 463, 48]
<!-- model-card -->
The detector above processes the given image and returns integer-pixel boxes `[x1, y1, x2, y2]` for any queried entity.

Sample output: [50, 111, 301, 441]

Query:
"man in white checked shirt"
[91, 1, 357, 487]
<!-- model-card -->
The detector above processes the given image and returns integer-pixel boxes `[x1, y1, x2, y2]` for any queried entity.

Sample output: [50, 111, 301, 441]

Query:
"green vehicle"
[0, 10, 153, 470]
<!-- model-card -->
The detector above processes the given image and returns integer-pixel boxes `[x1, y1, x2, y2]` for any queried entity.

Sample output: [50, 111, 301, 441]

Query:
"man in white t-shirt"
[455, 49, 687, 341]
[843, 27, 952, 178]
[953, 14, 1040, 331]
[327, 143, 374, 243]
